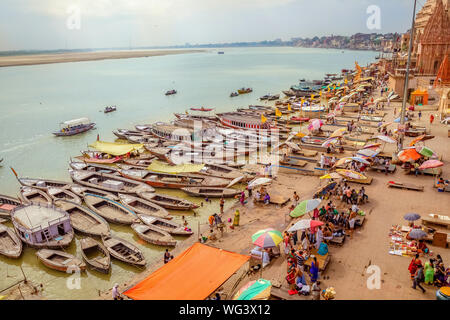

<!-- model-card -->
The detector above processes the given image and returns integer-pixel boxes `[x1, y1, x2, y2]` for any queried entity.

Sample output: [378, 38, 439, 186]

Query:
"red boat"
[290, 117, 310, 123]
[190, 107, 214, 112]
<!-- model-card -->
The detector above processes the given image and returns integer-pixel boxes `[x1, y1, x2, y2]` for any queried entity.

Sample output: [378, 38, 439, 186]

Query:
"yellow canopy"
[89, 141, 144, 156]
[147, 160, 204, 174]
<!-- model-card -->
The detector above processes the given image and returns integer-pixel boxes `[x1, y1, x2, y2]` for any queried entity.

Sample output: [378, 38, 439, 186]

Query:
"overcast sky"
[0, 0, 423, 51]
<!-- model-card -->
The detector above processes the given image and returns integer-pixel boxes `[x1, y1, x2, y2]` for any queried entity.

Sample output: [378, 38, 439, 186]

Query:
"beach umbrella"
[350, 157, 370, 165]
[252, 228, 283, 248]
[248, 177, 272, 189]
[233, 279, 272, 300]
[416, 146, 435, 158]
[419, 160, 444, 170]
[321, 137, 339, 147]
[319, 172, 342, 179]
[336, 169, 367, 180]
[362, 143, 382, 149]
[394, 117, 408, 123]
[374, 97, 387, 103]
[397, 148, 422, 162]
[334, 157, 352, 167]
[289, 199, 322, 218]
[377, 135, 397, 144]
[409, 134, 435, 147]
[389, 94, 399, 100]
[408, 229, 427, 240]
[307, 119, 323, 131]
[403, 213, 421, 221]
[357, 148, 380, 158]
[326, 112, 336, 118]
[288, 219, 324, 232]
[330, 127, 347, 138]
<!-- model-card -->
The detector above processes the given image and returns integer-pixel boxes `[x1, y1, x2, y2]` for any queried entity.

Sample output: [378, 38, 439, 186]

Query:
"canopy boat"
[69, 161, 118, 174]
[137, 214, 193, 236]
[118, 168, 230, 189]
[131, 223, 176, 246]
[55, 199, 110, 237]
[84, 194, 139, 225]
[69, 184, 118, 201]
[181, 187, 241, 198]
[118, 194, 171, 220]
[0, 194, 21, 219]
[80, 237, 111, 273]
[237, 88, 252, 94]
[0, 224, 23, 258]
[149, 123, 194, 143]
[53, 118, 95, 137]
[78, 151, 123, 164]
[165, 89, 177, 95]
[11, 204, 74, 248]
[19, 186, 52, 205]
[36, 249, 86, 272]
[136, 191, 198, 211]
[69, 170, 154, 194]
[216, 113, 272, 131]
[102, 235, 146, 267]
[190, 107, 214, 112]
[104, 106, 117, 113]
[46, 186, 81, 205]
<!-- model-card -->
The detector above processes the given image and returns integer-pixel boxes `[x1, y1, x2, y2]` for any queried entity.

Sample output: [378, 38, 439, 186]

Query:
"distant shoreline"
[0, 49, 205, 67]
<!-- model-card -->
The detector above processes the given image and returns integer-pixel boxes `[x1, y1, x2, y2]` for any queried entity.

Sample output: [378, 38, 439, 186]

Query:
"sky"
[0, 0, 424, 51]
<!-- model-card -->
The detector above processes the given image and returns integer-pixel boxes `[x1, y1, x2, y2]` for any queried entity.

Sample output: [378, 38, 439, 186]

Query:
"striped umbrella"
[377, 135, 397, 144]
[289, 199, 322, 218]
[233, 279, 272, 300]
[330, 127, 347, 138]
[416, 146, 435, 158]
[419, 160, 444, 170]
[319, 172, 343, 179]
[321, 137, 339, 147]
[252, 228, 283, 248]
[308, 119, 323, 131]
[288, 219, 324, 232]
[336, 169, 367, 180]
[351, 157, 371, 165]
[357, 148, 380, 158]
[334, 157, 352, 167]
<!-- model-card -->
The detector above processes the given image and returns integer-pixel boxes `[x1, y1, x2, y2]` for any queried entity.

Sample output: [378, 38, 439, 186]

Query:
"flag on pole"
[261, 114, 267, 123]
[288, 104, 291, 111]
[319, 90, 322, 97]
[345, 79, 348, 84]
[275, 108, 282, 117]
[311, 94, 315, 100]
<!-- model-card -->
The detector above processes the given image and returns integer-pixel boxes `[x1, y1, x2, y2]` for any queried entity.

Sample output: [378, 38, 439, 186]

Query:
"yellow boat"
[237, 88, 252, 94]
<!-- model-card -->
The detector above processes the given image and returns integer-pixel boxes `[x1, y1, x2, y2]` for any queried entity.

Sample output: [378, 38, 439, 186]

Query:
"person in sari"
[233, 210, 240, 226]
[424, 261, 434, 285]
[239, 192, 246, 206]
[408, 254, 422, 280]
[283, 232, 291, 255]
[435, 262, 446, 287]
[309, 256, 319, 283]
[286, 260, 296, 290]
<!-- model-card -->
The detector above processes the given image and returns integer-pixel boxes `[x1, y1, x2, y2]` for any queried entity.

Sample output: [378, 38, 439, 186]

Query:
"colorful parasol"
[377, 135, 396, 144]
[252, 229, 283, 248]
[233, 279, 272, 300]
[418, 160, 444, 170]
[336, 169, 367, 180]
[330, 127, 347, 138]
[416, 146, 435, 158]
[351, 157, 371, 165]
[408, 229, 427, 240]
[357, 148, 380, 158]
[288, 219, 324, 232]
[308, 119, 323, 131]
[319, 172, 342, 179]
[334, 157, 352, 167]
[289, 199, 322, 218]
[397, 148, 422, 162]
[321, 137, 339, 147]
[248, 177, 272, 189]
[409, 134, 435, 147]
[380, 122, 393, 128]
[362, 143, 382, 149]
[404, 213, 421, 221]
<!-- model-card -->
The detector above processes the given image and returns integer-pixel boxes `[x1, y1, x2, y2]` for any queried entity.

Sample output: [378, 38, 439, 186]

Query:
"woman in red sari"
[286, 260, 297, 290]
[408, 254, 422, 279]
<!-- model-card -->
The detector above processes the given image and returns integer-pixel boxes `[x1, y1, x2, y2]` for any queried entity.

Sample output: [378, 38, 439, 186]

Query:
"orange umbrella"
[398, 148, 422, 162]
[408, 134, 435, 147]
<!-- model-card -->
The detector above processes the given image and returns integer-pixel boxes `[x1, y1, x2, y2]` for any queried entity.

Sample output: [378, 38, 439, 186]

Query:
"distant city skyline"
[0, 0, 423, 51]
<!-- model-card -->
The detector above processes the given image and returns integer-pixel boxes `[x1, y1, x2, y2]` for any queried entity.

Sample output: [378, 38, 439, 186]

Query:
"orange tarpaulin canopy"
[410, 89, 428, 105]
[123, 243, 250, 300]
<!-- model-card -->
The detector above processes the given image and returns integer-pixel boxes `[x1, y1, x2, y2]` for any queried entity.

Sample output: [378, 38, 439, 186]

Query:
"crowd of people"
[409, 254, 450, 293]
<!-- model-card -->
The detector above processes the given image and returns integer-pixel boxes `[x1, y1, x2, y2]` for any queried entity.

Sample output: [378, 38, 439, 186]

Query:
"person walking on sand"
[164, 249, 171, 264]
[239, 191, 246, 206]
[283, 232, 291, 255]
[412, 263, 426, 293]
[219, 197, 224, 214]
[293, 191, 300, 207]
[430, 114, 434, 125]
[233, 209, 240, 227]
[112, 283, 123, 300]
[418, 110, 422, 121]
[408, 254, 422, 280]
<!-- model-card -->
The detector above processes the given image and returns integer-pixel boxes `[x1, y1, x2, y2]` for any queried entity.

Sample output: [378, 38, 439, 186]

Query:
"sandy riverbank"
[101, 85, 450, 301]
[0, 49, 205, 67]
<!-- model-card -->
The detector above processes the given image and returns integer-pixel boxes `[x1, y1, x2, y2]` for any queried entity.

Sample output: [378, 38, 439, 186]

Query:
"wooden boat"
[84, 194, 139, 225]
[237, 88, 252, 94]
[0, 224, 23, 258]
[131, 223, 177, 246]
[80, 237, 111, 273]
[118, 168, 230, 189]
[138, 214, 193, 236]
[36, 249, 86, 272]
[0, 194, 21, 219]
[78, 152, 123, 164]
[102, 235, 146, 267]
[134, 124, 152, 133]
[53, 118, 95, 137]
[181, 187, 241, 198]
[173, 112, 217, 121]
[118, 194, 171, 219]
[11, 204, 74, 248]
[55, 199, 110, 237]
[127, 135, 159, 146]
[113, 128, 146, 139]
[12, 169, 71, 190]
[69, 184, 119, 201]
[69, 161, 118, 174]
[46, 186, 82, 205]
[69, 170, 154, 194]
[104, 106, 116, 113]
[19, 186, 52, 205]
[123, 158, 154, 168]
[165, 89, 177, 95]
[137, 191, 199, 211]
